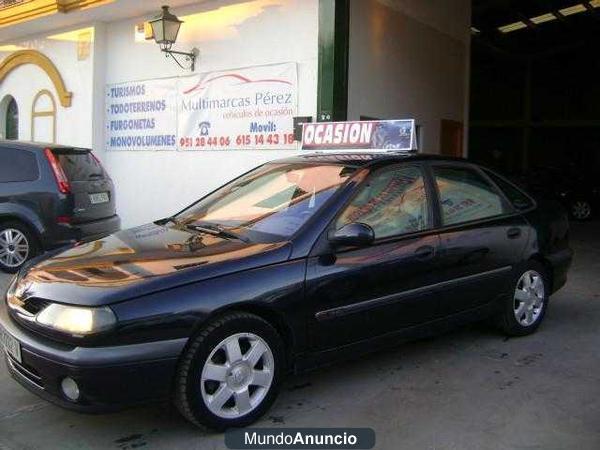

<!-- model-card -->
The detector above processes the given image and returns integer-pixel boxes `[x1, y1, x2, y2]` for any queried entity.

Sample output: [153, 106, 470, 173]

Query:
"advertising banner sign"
[105, 78, 178, 151]
[105, 63, 297, 151]
[301, 119, 416, 151]
[177, 63, 298, 150]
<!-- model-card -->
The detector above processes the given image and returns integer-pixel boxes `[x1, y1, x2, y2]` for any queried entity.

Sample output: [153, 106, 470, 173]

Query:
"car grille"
[19, 298, 51, 316]
[6, 354, 44, 389]
[7, 296, 50, 318]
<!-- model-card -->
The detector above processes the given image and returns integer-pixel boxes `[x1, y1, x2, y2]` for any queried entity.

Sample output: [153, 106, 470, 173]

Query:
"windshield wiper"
[155, 216, 178, 225]
[184, 222, 250, 243]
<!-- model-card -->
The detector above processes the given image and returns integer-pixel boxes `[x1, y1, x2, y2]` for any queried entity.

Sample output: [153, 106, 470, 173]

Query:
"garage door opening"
[470, 0, 600, 221]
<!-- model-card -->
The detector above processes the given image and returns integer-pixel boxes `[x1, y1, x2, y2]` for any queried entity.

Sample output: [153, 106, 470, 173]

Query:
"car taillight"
[57, 216, 72, 224]
[44, 148, 71, 194]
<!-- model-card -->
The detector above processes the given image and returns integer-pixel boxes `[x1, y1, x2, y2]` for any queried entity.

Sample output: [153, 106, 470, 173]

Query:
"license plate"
[89, 192, 109, 204]
[1, 329, 21, 364]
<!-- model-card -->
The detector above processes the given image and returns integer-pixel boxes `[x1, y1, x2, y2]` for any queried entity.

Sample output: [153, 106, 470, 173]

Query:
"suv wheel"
[497, 262, 549, 336]
[174, 312, 285, 431]
[0, 221, 38, 273]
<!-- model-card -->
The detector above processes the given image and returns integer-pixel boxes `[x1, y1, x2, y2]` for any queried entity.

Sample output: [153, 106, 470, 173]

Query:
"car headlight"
[36, 304, 116, 336]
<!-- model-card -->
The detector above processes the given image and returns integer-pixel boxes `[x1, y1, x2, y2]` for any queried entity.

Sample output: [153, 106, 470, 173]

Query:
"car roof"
[272, 151, 468, 168]
[0, 140, 84, 151]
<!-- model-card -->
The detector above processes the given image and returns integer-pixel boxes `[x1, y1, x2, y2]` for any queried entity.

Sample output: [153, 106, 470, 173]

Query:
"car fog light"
[61, 377, 80, 401]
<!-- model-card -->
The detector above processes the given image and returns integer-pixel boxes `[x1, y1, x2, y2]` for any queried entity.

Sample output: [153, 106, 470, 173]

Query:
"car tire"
[0, 221, 39, 273]
[497, 262, 549, 337]
[570, 199, 593, 221]
[174, 311, 285, 431]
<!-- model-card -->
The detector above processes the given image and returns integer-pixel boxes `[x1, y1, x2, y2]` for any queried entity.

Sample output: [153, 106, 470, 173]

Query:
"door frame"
[317, 0, 350, 122]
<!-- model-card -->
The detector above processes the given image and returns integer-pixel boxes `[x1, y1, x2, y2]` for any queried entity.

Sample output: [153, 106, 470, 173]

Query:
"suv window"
[52, 148, 103, 181]
[484, 169, 534, 211]
[0, 148, 39, 182]
[336, 165, 430, 239]
[433, 166, 507, 226]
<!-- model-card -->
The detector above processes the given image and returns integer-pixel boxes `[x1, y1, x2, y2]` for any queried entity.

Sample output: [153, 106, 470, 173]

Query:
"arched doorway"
[1, 95, 18, 140]
[31, 89, 56, 143]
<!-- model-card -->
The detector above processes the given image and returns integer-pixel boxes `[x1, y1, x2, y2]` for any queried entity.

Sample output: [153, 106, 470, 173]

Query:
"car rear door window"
[52, 149, 103, 181]
[336, 165, 431, 239]
[433, 166, 508, 226]
[483, 169, 534, 211]
[0, 148, 38, 182]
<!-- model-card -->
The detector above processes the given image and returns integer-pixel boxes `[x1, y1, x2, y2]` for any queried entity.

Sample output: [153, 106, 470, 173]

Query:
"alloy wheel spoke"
[251, 369, 271, 387]
[209, 384, 233, 410]
[203, 363, 228, 382]
[515, 303, 527, 319]
[524, 308, 534, 324]
[15, 245, 28, 254]
[224, 337, 243, 363]
[234, 389, 252, 414]
[244, 340, 267, 367]
[515, 289, 529, 302]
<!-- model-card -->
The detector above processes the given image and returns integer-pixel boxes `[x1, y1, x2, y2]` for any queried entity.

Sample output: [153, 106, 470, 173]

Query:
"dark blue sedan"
[0, 152, 573, 430]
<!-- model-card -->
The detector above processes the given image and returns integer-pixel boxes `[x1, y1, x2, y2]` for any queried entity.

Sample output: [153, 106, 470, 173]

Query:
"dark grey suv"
[0, 141, 120, 272]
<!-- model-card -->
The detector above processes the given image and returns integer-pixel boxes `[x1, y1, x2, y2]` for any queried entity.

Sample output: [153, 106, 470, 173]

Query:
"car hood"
[14, 223, 292, 306]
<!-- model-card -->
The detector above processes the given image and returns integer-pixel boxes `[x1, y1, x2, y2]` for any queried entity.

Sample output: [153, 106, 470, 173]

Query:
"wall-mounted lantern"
[148, 5, 198, 71]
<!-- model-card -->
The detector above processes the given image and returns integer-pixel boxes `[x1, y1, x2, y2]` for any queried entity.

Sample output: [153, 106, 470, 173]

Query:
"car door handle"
[414, 245, 435, 260]
[507, 228, 522, 239]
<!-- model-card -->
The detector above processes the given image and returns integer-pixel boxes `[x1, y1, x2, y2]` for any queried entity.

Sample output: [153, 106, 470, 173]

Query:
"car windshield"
[176, 162, 357, 240]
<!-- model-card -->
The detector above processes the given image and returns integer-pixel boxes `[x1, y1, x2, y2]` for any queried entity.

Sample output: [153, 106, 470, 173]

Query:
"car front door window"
[335, 165, 430, 239]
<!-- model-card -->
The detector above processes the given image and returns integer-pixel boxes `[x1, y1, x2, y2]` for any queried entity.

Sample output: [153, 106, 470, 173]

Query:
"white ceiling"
[0, 0, 205, 42]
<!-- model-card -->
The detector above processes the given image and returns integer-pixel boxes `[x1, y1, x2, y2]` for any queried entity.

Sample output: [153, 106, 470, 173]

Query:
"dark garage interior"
[470, 0, 600, 220]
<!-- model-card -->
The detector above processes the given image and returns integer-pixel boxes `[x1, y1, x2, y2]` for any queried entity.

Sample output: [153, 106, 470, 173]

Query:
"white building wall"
[347, 0, 471, 153]
[0, 31, 95, 147]
[0, 0, 472, 231]
[98, 0, 319, 228]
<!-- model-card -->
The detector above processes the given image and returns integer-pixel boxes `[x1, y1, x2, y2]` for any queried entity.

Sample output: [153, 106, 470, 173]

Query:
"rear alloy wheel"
[513, 270, 545, 327]
[571, 200, 592, 221]
[174, 312, 284, 430]
[0, 222, 38, 273]
[497, 263, 549, 336]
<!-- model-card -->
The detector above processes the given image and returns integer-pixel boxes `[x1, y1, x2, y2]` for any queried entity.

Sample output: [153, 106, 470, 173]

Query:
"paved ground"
[0, 222, 599, 450]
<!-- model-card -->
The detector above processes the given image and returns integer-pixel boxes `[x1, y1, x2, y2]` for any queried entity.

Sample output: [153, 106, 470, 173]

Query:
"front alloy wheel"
[0, 222, 38, 273]
[0, 228, 29, 268]
[513, 270, 545, 327]
[201, 333, 274, 419]
[175, 312, 284, 430]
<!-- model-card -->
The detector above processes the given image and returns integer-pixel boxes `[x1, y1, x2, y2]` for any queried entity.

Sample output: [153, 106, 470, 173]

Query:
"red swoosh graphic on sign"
[183, 73, 292, 94]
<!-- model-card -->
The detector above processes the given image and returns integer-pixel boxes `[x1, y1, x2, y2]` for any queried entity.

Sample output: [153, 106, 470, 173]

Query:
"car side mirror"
[328, 222, 375, 247]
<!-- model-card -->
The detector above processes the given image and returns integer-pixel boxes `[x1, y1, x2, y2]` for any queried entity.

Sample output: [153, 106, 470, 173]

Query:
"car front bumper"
[0, 300, 187, 413]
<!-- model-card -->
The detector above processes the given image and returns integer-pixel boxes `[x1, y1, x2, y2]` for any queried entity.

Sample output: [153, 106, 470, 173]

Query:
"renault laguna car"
[1, 153, 572, 430]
